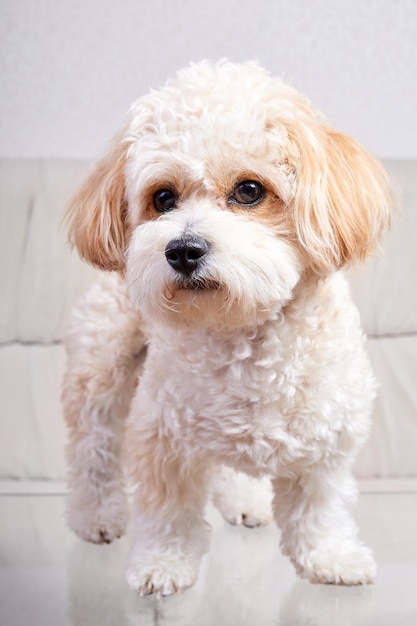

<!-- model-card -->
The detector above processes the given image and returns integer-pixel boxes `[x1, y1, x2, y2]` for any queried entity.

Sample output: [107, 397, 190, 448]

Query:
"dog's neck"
[150, 270, 331, 347]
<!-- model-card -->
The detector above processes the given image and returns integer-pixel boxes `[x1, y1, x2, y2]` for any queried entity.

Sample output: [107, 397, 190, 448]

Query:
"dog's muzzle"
[165, 235, 210, 277]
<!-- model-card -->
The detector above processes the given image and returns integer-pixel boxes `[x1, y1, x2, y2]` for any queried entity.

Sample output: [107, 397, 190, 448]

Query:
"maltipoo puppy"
[62, 60, 393, 596]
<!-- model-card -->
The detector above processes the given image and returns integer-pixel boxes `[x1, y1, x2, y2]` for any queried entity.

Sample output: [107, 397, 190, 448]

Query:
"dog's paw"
[212, 468, 273, 528]
[67, 492, 128, 544]
[224, 507, 273, 528]
[126, 555, 199, 597]
[71, 514, 127, 544]
[298, 544, 377, 586]
[222, 504, 273, 528]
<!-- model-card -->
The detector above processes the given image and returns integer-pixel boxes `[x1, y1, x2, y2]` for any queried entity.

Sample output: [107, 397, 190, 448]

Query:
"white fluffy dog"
[63, 60, 393, 596]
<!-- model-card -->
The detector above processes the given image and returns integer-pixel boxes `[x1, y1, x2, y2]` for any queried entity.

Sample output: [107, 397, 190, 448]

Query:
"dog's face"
[67, 61, 392, 331]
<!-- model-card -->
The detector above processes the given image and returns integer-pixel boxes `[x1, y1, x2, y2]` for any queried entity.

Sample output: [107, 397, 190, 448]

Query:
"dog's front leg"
[126, 424, 210, 596]
[272, 465, 376, 585]
[63, 275, 145, 544]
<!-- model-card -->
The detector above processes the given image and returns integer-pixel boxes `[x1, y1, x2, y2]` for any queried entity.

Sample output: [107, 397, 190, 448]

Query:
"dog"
[62, 60, 393, 596]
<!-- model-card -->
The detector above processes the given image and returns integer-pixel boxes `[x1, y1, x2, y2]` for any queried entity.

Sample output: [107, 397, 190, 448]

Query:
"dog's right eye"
[153, 189, 177, 213]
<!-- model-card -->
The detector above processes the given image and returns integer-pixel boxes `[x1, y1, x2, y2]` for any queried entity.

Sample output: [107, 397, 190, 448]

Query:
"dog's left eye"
[231, 180, 265, 206]
[153, 189, 177, 213]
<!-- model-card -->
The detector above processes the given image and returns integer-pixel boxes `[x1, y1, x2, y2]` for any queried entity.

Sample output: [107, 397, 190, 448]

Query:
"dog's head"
[67, 61, 393, 330]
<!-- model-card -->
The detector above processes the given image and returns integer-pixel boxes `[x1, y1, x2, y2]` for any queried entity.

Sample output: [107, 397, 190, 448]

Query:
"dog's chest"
[138, 274, 372, 473]
[145, 319, 321, 472]
[153, 318, 309, 427]
[209, 324, 301, 406]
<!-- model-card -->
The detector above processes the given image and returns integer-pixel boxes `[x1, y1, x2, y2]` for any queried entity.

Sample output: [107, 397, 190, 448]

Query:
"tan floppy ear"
[290, 123, 394, 274]
[66, 131, 130, 271]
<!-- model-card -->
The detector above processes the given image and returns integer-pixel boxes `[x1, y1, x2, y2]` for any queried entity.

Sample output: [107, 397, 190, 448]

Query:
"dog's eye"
[153, 189, 177, 213]
[231, 181, 264, 205]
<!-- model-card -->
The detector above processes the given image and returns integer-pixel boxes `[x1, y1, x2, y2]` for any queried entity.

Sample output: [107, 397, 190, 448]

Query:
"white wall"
[0, 0, 416, 159]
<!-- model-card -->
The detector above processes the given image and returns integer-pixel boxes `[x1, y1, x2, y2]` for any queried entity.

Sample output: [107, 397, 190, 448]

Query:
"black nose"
[165, 236, 209, 276]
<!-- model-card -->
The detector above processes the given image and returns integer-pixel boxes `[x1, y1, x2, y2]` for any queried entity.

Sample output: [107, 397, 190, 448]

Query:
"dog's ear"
[289, 123, 393, 274]
[66, 131, 130, 271]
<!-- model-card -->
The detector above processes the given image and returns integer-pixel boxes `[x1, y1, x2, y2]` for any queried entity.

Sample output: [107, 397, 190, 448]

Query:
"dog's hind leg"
[211, 466, 273, 527]
[62, 272, 146, 543]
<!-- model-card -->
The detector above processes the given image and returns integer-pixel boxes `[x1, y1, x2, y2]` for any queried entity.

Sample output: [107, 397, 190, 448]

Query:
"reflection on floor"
[0, 491, 416, 625]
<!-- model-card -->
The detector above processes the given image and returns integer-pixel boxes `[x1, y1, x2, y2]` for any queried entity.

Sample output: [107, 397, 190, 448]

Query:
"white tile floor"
[0, 490, 417, 626]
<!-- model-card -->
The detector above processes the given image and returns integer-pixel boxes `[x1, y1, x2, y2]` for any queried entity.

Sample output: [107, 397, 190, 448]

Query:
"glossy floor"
[0, 490, 416, 626]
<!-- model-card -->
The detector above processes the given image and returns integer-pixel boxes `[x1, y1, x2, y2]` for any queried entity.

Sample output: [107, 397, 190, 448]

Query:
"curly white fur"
[62, 60, 393, 595]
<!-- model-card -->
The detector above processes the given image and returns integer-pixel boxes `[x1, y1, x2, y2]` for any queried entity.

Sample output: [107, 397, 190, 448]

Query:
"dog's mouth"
[162, 275, 224, 307]
[175, 276, 223, 292]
